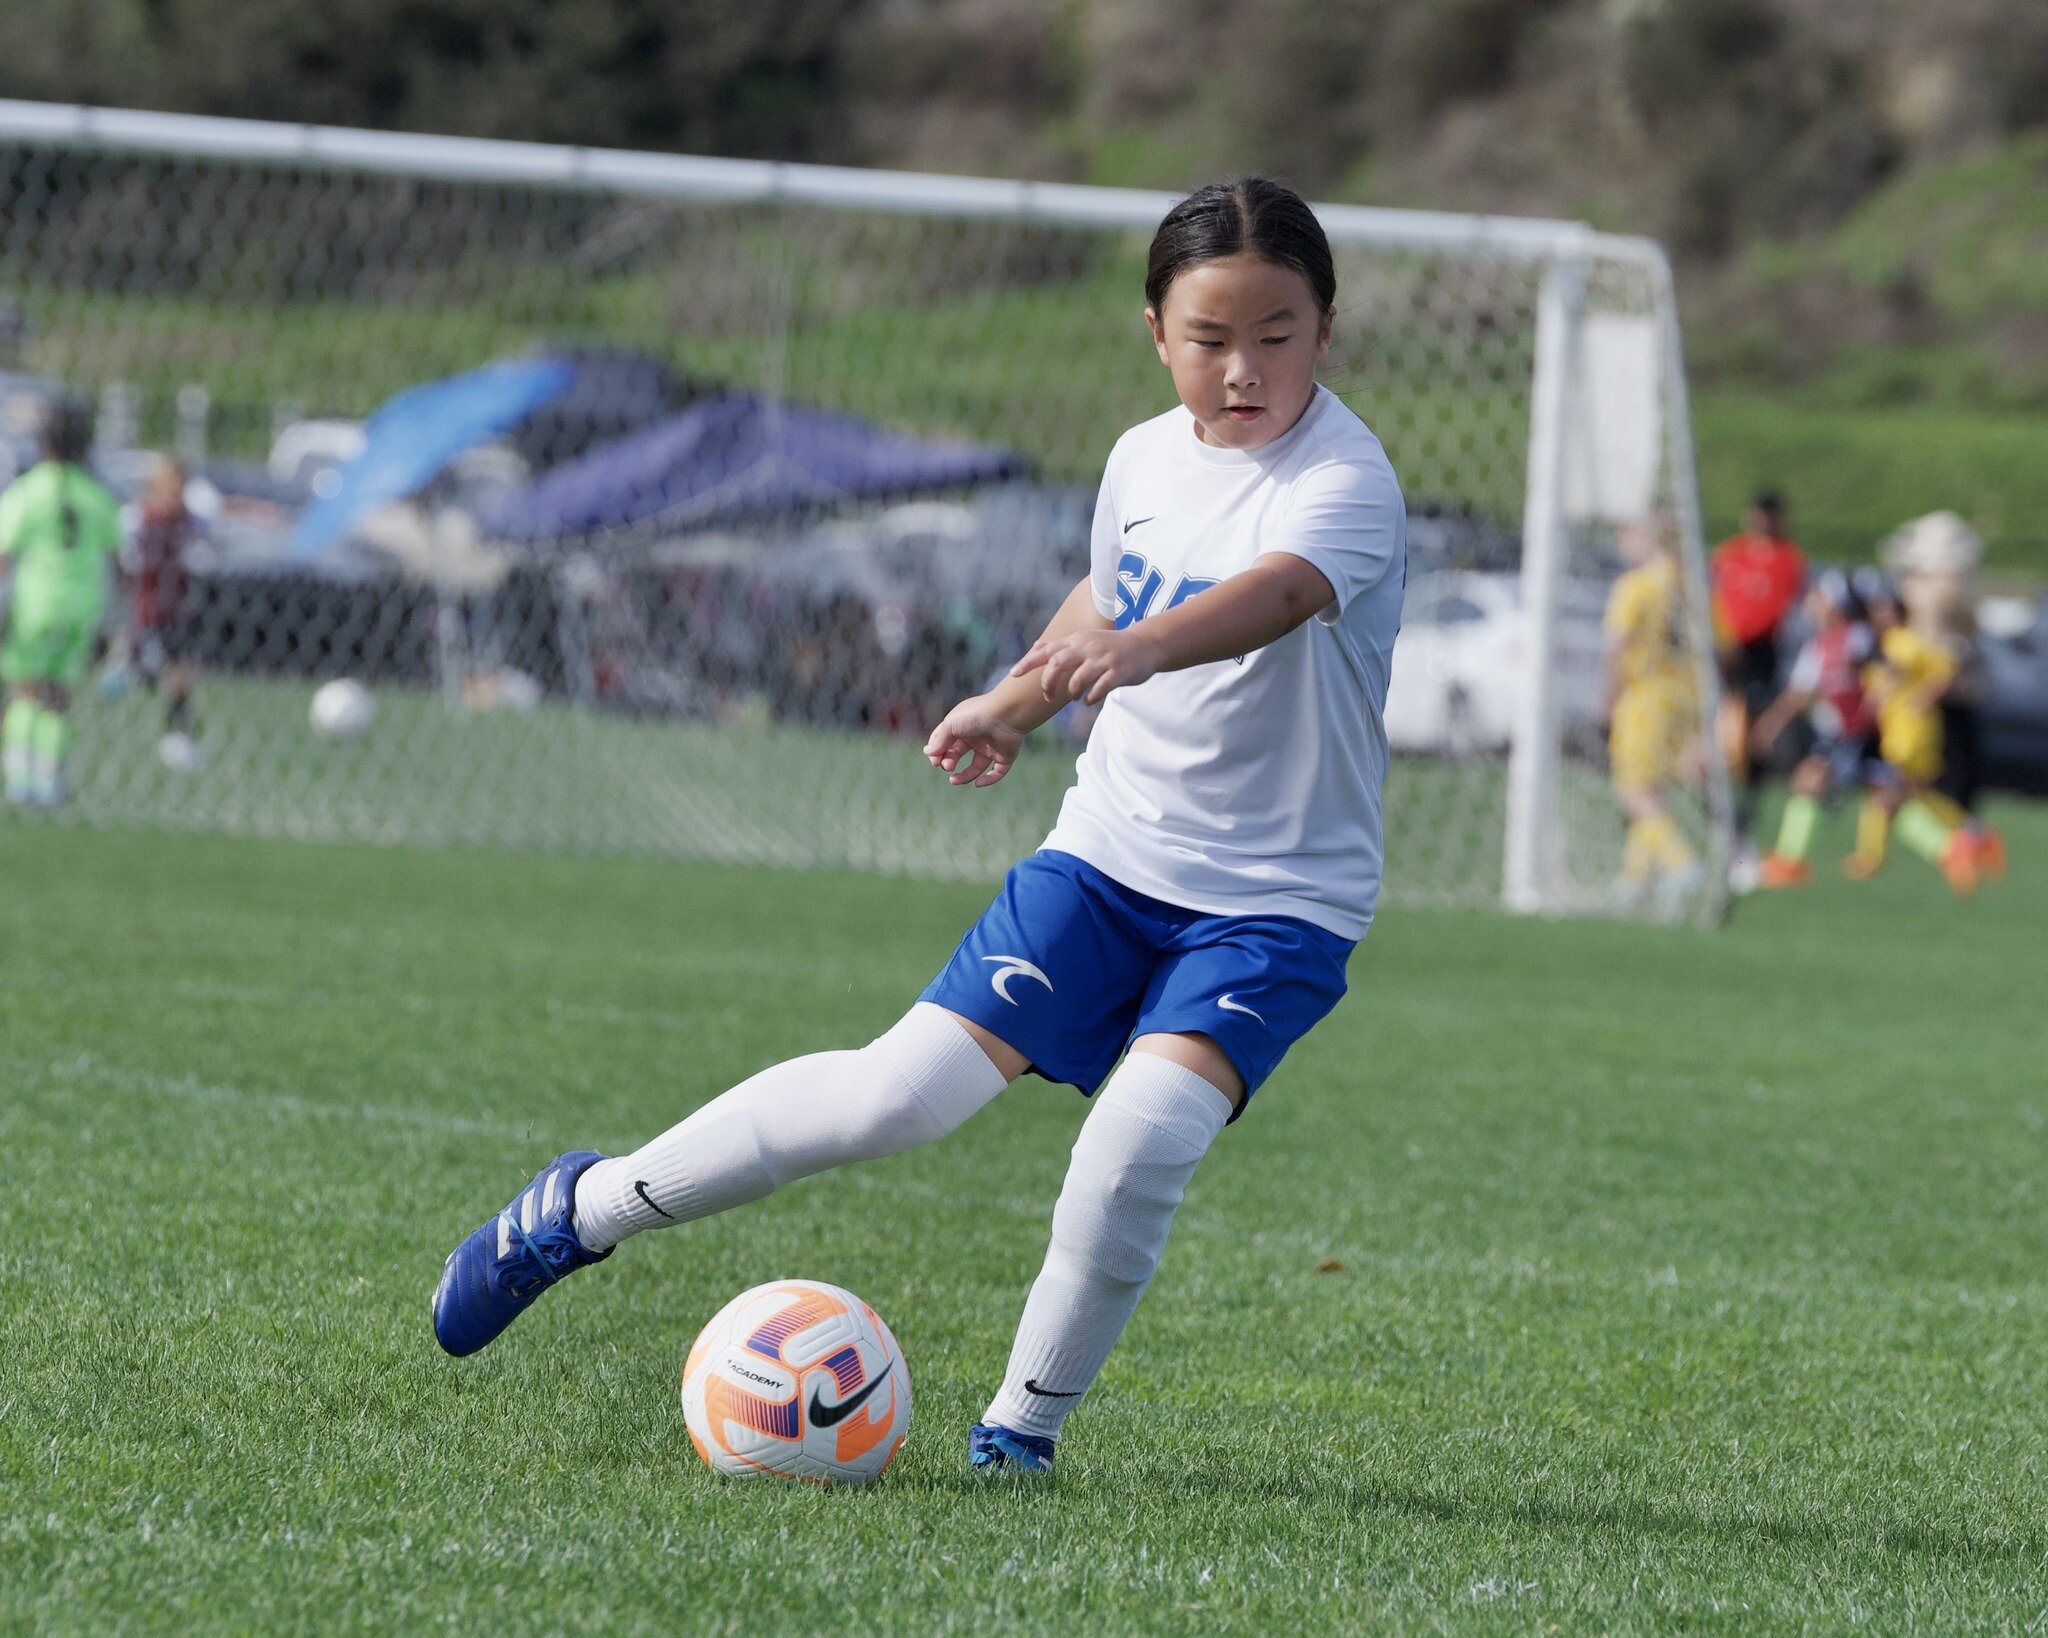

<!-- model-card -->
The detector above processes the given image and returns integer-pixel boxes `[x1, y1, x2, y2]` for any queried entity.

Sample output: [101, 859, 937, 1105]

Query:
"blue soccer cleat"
[433, 1150, 611, 1357]
[968, 1422, 1056, 1475]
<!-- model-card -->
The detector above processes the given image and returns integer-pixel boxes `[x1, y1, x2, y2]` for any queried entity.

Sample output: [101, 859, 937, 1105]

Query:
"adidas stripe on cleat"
[433, 1150, 611, 1357]
[968, 1422, 1056, 1475]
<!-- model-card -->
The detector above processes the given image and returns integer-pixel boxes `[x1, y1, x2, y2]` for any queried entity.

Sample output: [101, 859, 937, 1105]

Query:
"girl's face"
[1146, 253, 1331, 451]
[1617, 519, 1663, 567]
[145, 460, 185, 511]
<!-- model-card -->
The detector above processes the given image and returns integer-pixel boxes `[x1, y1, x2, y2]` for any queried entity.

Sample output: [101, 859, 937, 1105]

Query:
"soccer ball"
[309, 678, 375, 738]
[681, 1279, 910, 1485]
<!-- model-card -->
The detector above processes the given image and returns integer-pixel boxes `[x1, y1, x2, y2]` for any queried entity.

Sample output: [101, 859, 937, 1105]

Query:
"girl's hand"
[1013, 627, 1162, 707]
[924, 695, 1029, 788]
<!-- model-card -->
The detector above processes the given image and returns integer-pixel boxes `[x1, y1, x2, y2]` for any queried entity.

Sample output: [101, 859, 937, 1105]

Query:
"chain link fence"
[0, 102, 1726, 917]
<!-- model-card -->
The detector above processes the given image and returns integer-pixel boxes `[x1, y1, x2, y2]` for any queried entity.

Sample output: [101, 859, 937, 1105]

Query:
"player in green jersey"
[1, 399, 122, 806]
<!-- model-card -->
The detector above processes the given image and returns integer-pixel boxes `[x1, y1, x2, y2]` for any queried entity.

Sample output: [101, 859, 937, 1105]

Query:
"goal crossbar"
[0, 98, 1663, 270]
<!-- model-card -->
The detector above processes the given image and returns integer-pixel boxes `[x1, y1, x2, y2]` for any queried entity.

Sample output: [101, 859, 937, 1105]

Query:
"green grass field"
[62, 674, 1541, 908]
[4, 805, 2046, 1631]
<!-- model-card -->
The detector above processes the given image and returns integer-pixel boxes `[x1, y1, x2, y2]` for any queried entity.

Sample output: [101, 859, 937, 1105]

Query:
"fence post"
[1503, 253, 1585, 913]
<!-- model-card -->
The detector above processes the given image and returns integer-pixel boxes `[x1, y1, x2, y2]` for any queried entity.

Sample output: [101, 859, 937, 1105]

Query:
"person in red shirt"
[1710, 491, 1805, 857]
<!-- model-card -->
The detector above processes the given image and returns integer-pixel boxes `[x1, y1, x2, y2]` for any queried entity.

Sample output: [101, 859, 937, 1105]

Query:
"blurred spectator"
[1, 398, 121, 806]
[1711, 492, 1806, 871]
[1603, 515, 1701, 904]
[1748, 571, 1878, 891]
[1883, 511, 1987, 814]
[124, 455, 204, 769]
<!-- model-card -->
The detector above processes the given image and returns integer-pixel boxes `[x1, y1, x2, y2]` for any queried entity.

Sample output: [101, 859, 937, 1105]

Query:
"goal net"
[0, 101, 1728, 920]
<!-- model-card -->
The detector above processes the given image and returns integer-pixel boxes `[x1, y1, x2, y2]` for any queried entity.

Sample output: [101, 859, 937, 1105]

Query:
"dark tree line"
[0, 0, 867, 160]
[8, 0, 2048, 266]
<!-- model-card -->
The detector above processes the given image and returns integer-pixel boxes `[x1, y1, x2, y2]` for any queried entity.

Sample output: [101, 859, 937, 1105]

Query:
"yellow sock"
[1621, 819, 1654, 883]
[1853, 797, 1890, 864]
[1919, 790, 1968, 829]
[1640, 812, 1696, 873]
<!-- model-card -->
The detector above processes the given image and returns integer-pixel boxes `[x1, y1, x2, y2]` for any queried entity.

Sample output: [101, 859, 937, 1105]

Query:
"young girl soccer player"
[434, 177, 1408, 1475]
[1, 400, 122, 807]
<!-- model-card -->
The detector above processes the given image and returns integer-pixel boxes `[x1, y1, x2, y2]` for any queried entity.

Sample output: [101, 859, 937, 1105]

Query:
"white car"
[1385, 571, 1605, 756]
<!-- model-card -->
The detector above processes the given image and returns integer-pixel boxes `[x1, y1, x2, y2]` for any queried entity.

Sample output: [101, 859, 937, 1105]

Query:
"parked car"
[1980, 598, 2048, 796]
[1384, 570, 1606, 756]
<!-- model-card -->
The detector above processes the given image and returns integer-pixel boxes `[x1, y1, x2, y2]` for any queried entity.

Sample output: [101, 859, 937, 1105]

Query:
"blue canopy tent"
[479, 393, 1029, 544]
[289, 356, 577, 558]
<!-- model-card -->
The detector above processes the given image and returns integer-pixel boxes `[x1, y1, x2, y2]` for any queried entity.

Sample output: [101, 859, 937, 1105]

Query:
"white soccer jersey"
[1040, 384, 1407, 939]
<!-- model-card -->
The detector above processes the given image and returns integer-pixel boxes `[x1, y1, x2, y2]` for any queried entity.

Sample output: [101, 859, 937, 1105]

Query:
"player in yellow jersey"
[1604, 516, 1701, 902]
[1844, 571, 2002, 893]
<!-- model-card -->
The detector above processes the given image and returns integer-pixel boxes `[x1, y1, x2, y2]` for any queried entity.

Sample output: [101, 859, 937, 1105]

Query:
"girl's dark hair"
[39, 397, 93, 465]
[1144, 176, 1336, 315]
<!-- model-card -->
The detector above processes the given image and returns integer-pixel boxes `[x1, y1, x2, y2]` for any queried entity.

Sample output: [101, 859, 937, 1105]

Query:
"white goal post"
[0, 98, 1729, 921]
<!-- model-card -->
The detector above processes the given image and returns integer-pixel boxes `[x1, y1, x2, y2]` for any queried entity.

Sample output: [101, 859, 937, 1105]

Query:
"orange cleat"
[1758, 853, 1813, 890]
[1841, 852, 1884, 881]
[1938, 829, 1980, 898]
[1970, 825, 2007, 882]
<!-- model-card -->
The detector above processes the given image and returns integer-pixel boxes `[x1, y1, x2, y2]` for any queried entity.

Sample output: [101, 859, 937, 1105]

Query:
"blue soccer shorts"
[920, 849, 1356, 1114]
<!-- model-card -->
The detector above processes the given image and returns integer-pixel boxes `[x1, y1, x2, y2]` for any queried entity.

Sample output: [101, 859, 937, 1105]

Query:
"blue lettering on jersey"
[1115, 549, 1220, 630]
[1114, 551, 1162, 630]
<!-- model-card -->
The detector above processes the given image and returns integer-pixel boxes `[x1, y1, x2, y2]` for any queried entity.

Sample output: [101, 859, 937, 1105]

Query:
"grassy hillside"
[1692, 391, 2048, 572]
[1686, 135, 2048, 573]
[1699, 135, 2048, 412]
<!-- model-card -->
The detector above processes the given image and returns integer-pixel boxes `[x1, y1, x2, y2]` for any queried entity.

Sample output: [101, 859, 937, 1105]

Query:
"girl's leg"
[1, 687, 34, 800]
[1718, 690, 1756, 841]
[25, 682, 70, 803]
[435, 1004, 1020, 1356]
[164, 661, 197, 736]
[1619, 788, 1696, 884]
[1890, 783, 1978, 895]
[1847, 792, 1893, 876]
[572, 1003, 1017, 1251]
[1760, 756, 1826, 887]
[1774, 758, 1827, 859]
[979, 1033, 1237, 1447]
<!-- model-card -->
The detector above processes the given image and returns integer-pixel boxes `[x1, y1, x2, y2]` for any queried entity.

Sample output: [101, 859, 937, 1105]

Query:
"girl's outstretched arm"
[1018, 553, 1336, 707]
[924, 577, 1108, 788]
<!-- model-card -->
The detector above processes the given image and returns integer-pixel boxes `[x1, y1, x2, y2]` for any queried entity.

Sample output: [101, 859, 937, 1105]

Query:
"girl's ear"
[1144, 305, 1170, 366]
[1317, 306, 1334, 362]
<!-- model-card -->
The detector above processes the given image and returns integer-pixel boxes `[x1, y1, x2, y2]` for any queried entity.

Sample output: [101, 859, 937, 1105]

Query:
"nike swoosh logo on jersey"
[807, 1366, 891, 1427]
[983, 954, 1053, 1004]
[1217, 993, 1265, 1024]
[1025, 1378, 1082, 1397]
[1122, 516, 1155, 534]
[633, 1180, 675, 1220]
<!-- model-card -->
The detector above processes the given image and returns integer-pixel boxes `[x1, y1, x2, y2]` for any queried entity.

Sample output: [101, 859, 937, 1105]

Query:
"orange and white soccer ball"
[681, 1279, 910, 1485]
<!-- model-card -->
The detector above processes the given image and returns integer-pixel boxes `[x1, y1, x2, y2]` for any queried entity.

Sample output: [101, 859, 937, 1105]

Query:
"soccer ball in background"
[309, 678, 376, 738]
[681, 1279, 910, 1485]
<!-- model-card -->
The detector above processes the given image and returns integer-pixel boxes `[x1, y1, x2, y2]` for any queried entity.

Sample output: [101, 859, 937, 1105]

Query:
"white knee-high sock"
[572, 1003, 1008, 1252]
[983, 1052, 1232, 1441]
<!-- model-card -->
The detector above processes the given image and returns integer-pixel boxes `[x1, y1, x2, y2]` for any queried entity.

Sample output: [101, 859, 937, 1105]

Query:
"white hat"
[1881, 510, 1981, 574]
